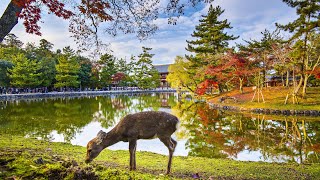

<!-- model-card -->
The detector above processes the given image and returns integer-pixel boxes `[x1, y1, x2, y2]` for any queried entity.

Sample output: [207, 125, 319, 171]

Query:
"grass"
[208, 87, 320, 111]
[1, 135, 320, 179]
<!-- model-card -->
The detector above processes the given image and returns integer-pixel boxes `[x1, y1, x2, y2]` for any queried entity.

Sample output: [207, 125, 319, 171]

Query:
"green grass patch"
[209, 87, 320, 111]
[1, 135, 320, 179]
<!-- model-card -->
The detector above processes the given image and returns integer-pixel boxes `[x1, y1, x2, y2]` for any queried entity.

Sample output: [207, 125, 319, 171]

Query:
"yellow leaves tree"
[167, 56, 198, 93]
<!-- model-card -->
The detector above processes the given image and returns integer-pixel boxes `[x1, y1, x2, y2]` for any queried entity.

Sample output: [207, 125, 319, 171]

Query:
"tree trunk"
[302, 74, 310, 98]
[0, 1, 22, 43]
[239, 78, 243, 93]
[263, 70, 266, 88]
[294, 75, 303, 95]
[218, 84, 224, 94]
[286, 70, 289, 87]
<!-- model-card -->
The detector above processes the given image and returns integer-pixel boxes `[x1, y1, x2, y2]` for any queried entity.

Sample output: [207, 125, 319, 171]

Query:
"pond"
[0, 93, 319, 164]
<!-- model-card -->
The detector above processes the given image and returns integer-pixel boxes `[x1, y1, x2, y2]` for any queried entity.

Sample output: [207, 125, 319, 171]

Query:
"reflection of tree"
[53, 98, 96, 142]
[96, 95, 133, 128]
[97, 93, 177, 129]
[0, 93, 178, 143]
[172, 100, 320, 163]
[276, 118, 320, 163]
[172, 100, 228, 158]
[133, 94, 160, 111]
[0, 98, 97, 142]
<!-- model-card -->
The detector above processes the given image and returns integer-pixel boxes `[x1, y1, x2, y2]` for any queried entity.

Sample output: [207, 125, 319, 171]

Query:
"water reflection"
[0, 93, 176, 142]
[173, 99, 320, 163]
[0, 94, 319, 163]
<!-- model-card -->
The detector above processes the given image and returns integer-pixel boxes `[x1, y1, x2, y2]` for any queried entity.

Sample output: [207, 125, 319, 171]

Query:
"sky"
[0, 0, 297, 65]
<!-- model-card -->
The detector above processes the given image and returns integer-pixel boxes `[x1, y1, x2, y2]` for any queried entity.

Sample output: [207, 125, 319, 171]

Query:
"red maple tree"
[223, 52, 255, 93]
[112, 72, 126, 83]
[196, 52, 254, 95]
[13, 0, 74, 35]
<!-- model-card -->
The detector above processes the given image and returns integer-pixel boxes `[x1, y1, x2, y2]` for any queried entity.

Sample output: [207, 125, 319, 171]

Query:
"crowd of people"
[0, 86, 172, 95]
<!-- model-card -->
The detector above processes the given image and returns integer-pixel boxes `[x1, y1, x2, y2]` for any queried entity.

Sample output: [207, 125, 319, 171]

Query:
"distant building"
[266, 75, 301, 87]
[154, 64, 171, 88]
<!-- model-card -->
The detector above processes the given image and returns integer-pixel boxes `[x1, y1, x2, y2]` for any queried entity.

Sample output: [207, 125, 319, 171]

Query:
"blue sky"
[0, 0, 297, 64]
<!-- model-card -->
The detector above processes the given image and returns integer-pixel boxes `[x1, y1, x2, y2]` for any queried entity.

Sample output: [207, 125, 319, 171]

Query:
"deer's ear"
[96, 130, 107, 145]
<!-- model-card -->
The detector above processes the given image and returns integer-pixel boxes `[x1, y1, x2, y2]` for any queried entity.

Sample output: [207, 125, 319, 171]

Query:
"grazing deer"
[85, 111, 179, 174]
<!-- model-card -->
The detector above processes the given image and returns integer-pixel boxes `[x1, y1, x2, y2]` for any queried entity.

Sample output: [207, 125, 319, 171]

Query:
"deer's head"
[85, 130, 107, 163]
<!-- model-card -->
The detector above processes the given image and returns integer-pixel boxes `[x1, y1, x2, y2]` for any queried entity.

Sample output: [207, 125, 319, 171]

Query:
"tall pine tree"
[8, 53, 42, 88]
[0, 60, 13, 87]
[276, 0, 320, 98]
[133, 47, 160, 89]
[55, 54, 80, 89]
[186, 4, 238, 67]
[98, 53, 117, 87]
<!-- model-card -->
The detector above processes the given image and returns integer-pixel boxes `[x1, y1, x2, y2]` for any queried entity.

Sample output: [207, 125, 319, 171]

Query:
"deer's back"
[115, 111, 179, 140]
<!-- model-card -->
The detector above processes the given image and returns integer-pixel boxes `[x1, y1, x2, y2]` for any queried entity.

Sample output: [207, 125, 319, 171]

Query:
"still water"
[0, 93, 319, 163]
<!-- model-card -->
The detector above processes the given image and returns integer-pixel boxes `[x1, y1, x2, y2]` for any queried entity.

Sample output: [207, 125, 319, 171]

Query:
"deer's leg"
[159, 136, 176, 174]
[129, 139, 137, 171]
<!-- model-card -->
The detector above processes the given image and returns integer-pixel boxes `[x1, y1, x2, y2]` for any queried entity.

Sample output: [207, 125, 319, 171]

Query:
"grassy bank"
[209, 87, 320, 111]
[0, 135, 319, 179]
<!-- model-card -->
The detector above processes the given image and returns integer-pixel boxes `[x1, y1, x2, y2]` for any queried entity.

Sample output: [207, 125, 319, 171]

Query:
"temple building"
[154, 64, 171, 88]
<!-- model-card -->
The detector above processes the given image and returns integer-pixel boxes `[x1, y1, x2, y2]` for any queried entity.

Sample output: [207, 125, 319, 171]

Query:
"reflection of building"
[159, 93, 171, 107]
[154, 64, 171, 88]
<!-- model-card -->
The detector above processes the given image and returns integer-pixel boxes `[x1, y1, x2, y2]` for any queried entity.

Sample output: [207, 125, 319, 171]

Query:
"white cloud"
[1, 0, 298, 64]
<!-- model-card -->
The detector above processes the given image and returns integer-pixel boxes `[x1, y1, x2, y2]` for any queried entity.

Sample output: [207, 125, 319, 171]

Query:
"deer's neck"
[102, 128, 121, 148]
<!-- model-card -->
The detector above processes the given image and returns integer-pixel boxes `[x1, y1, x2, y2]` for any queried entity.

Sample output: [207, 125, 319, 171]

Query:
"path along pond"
[0, 93, 319, 163]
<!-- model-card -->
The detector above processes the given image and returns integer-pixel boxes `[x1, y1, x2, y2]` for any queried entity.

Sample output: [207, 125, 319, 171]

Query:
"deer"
[85, 111, 179, 174]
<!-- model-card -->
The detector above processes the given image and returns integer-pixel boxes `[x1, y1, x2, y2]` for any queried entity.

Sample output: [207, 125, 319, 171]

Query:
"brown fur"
[86, 111, 179, 174]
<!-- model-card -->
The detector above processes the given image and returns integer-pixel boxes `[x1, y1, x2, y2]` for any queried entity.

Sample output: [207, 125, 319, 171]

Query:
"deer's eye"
[88, 149, 92, 153]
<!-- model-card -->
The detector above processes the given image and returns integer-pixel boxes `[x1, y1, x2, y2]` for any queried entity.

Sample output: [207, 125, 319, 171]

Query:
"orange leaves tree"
[223, 52, 255, 93]
[198, 52, 255, 95]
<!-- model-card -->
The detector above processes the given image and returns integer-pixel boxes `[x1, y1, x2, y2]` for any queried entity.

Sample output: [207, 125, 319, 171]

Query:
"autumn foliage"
[13, 0, 73, 35]
[78, 0, 112, 21]
[12, 0, 114, 37]
[112, 72, 126, 83]
[312, 68, 320, 79]
[195, 52, 254, 95]
[196, 79, 218, 95]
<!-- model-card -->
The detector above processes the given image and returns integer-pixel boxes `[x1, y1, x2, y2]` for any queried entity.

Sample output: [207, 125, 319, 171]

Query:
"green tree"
[55, 55, 80, 89]
[98, 53, 117, 87]
[3, 33, 23, 48]
[24, 39, 56, 89]
[239, 29, 283, 88]
[39, 39, 54, 52]
[77, 56, 92, 90]
[39, 57, 56, 88]
[167, 56, 197, 93]
[125, 56, 138, 87]
[0, 60, 13, 87]
[133, 47, 160, 89]
[89, 63, 100, 89]
[8, 53, 42, 88]
[184, 4, 238, 94]
[185, 4, 238, 68]
[276, 0, 320, 98]
[116, 58, 130, 74]
[114, 58, 132, 86]
[62, 46, 75, 57]
[0, 44, 24, 61]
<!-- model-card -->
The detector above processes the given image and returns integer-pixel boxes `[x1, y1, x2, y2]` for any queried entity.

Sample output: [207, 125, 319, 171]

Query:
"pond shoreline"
[208, 102, 320, 117]
[0, 89, 176, 101]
